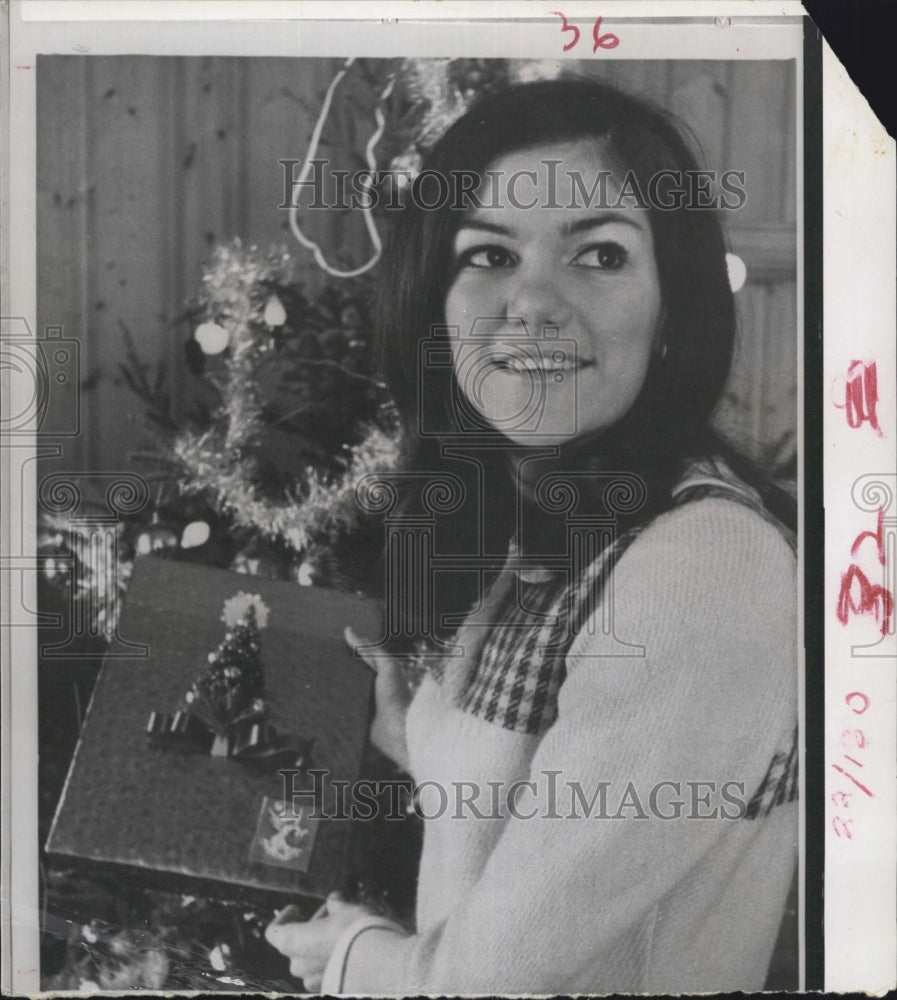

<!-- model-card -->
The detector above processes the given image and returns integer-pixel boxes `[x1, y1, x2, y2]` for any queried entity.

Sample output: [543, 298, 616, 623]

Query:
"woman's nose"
[503, 267, 571, 335]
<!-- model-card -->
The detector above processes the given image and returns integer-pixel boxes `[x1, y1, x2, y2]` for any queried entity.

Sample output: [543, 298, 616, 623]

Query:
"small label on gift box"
[248, 795, 319, 873]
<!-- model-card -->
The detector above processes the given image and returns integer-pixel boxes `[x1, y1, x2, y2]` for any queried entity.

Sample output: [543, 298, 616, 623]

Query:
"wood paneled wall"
[37, 56, 796, 477]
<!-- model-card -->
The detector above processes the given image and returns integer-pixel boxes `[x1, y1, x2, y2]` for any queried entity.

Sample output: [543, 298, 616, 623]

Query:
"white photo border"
[2, 2, 894, 995]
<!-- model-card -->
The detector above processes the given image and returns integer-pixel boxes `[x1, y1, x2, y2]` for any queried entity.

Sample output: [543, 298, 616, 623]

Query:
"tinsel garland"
[195, 241, 281, 453]
[172, 425, 400, 553]
[167, 240, 401, 552]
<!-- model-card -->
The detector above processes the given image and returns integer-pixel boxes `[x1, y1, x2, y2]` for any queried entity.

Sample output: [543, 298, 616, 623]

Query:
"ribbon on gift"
[146, 710, 313, 770]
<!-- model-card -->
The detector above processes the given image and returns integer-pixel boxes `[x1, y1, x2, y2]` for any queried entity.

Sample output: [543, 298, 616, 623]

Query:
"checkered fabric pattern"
[446, 457, 795, 738]
[457, 531, 638, 735]
[743, 726, 799, 819]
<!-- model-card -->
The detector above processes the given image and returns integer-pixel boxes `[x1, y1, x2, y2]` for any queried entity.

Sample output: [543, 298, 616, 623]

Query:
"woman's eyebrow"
[455, 213, 646, 240]
[454, 220, 514, 237]
[563, 213, 646, 236]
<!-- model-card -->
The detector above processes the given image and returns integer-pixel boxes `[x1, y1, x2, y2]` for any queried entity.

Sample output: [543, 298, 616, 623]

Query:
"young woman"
[266, 77, 798, 994]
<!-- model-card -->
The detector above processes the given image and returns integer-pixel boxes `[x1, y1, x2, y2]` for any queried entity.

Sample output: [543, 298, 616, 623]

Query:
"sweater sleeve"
[326, 498, 797, 994]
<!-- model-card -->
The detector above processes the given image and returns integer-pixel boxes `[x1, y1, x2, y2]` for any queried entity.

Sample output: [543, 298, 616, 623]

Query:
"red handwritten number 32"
[551, 12, 620, 52]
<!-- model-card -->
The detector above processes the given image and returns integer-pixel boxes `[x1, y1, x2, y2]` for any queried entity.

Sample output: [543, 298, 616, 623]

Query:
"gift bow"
[146, 709, 313, 770]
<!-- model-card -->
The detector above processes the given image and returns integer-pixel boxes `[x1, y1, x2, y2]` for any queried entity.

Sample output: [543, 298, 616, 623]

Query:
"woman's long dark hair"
[375, 76, 796, 644]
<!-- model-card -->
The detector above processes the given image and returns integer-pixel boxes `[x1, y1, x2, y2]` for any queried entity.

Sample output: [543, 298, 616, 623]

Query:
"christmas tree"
[185, 593, 269, 738]
[36, 58, 533, 633]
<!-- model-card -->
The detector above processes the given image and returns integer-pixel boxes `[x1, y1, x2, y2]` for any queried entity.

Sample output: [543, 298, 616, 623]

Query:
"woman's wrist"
[320, 914, 408, 994]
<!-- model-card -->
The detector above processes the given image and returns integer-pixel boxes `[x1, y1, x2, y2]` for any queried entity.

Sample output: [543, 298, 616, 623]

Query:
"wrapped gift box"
[46, 555, 378, 902]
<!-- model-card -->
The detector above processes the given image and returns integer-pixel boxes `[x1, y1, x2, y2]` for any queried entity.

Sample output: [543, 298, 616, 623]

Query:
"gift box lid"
[46, 555, 379, 902]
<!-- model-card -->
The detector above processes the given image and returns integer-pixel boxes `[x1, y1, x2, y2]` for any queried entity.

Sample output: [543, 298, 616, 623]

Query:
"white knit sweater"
[323, 496, 798, 995]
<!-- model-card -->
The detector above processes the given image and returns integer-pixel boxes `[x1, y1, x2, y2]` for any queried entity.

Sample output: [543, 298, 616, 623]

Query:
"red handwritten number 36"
[551, 12, 620, 53]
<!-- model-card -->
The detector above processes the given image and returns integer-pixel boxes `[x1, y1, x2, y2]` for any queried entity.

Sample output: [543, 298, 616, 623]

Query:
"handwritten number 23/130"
[551, 12, 620, 52]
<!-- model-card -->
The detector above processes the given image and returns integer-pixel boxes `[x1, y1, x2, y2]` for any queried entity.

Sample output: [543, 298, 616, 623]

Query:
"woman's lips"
[486, 349, 594, 375]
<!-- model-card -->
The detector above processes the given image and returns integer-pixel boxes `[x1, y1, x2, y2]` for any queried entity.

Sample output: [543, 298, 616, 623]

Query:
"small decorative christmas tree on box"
[185, 593, 270, 753]
[145, 587, 316, 767]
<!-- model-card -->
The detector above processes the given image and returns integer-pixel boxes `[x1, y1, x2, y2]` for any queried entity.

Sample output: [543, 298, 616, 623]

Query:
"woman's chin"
[462, 373, 581, 444]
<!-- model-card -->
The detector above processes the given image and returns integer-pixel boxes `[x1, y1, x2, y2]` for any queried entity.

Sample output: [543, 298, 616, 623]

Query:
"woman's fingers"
[345, 627, 411, 703]
[344, 626, 377, 670]
[289, 957, 322, 991]
[268, 903, 304, 928]
[297, 968, 323, 992]
[266, 914, 338, 956]
[266, 895, 372, 989]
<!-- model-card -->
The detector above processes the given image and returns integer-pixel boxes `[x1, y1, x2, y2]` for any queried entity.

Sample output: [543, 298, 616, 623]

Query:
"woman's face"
[444, 139, 663, 446]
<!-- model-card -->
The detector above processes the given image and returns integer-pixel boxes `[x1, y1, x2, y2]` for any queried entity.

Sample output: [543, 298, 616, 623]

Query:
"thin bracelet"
[335, 919, 406, 993]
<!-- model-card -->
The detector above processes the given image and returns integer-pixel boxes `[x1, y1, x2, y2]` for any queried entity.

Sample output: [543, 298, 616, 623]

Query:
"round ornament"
[195, 322, 229, 356]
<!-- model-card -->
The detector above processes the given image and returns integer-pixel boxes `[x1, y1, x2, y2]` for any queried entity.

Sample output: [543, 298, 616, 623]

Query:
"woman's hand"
[265, 893, 372, 992]
[344, 626, 411, 772]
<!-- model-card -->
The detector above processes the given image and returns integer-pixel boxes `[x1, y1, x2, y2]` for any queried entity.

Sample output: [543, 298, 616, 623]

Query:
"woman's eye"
[572, 242, 629, 271]
[458, 245, 516, 269]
